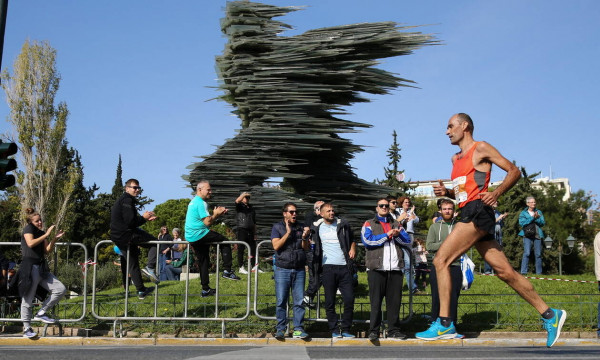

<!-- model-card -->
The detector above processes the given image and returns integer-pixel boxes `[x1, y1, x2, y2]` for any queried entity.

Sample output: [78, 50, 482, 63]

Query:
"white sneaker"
[252, 265, 264, 273]
[239, 267, 248, 274]
[23, 327, 37, 338]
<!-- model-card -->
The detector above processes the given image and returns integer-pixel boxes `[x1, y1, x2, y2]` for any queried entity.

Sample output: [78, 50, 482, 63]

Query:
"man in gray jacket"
[424, 198, 463, 338]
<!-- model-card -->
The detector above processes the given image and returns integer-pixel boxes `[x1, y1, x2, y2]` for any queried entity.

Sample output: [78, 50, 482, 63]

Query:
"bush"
[56, 261, 121, 294]
[94, 263, 121, 291]
[56, 262, 84, 293]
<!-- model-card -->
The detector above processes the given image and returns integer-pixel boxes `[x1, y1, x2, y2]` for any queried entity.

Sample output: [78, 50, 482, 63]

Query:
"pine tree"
[377, 130, 414, 195]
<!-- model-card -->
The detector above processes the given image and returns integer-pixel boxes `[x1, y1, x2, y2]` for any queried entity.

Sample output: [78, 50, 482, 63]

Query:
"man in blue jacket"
[361, 198, 411, 341]
[519, 196, 546, 275]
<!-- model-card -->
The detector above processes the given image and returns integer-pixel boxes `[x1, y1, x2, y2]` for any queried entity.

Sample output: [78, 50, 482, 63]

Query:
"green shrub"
[56, 262, 121, 294]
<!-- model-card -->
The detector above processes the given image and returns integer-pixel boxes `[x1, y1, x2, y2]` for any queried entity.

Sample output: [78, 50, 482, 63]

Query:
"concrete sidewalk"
[0, 332, 598, 347]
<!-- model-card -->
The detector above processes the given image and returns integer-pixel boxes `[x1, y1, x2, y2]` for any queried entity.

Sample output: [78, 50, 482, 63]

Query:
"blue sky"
[1, 1, 599, 208]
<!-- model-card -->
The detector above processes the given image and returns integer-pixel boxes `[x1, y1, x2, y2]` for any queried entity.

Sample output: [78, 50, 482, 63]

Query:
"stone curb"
[0, 336, 598, 347]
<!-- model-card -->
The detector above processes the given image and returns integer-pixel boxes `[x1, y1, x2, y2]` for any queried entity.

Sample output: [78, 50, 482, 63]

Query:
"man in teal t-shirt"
[185, 195, 211, 241]
[185, 180, 240, 297]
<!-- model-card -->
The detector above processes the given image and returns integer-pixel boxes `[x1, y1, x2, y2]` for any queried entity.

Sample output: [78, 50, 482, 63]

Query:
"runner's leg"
[476, 239, 549, 314]
[433, 222, 484, 318]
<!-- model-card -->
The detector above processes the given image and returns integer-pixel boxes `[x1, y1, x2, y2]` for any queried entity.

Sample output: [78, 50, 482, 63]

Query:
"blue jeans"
[597, 302, 600, 337]
[164, 264, 182, 281]
[274, 267, 306, 332]
[402, 248, 415, 291]
[521, 237, 543, 274]
[158, 254, 169, 281]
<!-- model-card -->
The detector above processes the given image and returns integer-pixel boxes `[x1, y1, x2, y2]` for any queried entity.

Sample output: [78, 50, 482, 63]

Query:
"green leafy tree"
[0, 189, 21, 261]
[492, 166, 541, 270]
[468, 166, 595, 275]
[1, 40, 81, 229]
[62, 150, 113, 261]
[534, 184, 594, 274]
[141, 198, 191, 238]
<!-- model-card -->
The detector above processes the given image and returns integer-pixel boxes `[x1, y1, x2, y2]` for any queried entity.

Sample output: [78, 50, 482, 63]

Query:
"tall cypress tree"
[111, 154, 123, 200]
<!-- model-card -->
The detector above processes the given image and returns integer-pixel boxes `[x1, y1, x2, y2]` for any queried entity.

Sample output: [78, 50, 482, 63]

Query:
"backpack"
[460, 253, 475, 290]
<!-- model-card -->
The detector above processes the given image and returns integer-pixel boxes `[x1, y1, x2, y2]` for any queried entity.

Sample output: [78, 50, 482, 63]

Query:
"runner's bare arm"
[433, 154, 458, 198]
[476, 142, 521, 206]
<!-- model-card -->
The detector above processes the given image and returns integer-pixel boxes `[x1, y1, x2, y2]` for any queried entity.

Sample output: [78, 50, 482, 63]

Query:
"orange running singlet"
[451, 142, 490, 208]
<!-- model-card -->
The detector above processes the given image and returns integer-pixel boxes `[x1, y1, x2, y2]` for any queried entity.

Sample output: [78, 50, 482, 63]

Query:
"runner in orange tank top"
[415, 113, 566, 348]
[450, 141, 490, 207]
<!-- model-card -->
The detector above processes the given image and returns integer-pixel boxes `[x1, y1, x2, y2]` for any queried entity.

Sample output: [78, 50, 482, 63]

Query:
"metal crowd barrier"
[0, 241, 88, 336]
[91, 240, 251, 337]
[252, 240, 416, 335]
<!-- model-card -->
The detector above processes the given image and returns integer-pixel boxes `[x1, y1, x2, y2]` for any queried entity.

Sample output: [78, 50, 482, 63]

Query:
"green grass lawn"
[5, 271, 597, 336]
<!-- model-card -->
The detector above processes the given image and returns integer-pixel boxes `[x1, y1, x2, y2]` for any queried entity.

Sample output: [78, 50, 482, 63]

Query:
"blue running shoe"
[543, 308, 567, 348]
[415, 318, 456, 340]
[274, 330, 285, 340]
[342, 332, 356, 338]
[332, 331, 342, 338]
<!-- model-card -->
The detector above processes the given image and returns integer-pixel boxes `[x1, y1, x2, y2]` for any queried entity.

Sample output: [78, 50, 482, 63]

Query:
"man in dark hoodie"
[311, 202, 356, 338]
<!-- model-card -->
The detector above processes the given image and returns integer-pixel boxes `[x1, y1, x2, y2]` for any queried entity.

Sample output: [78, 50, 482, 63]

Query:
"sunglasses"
[287, 210, 297, 214]
[128, 186, 142, 190]
[378, 204, 389, 209]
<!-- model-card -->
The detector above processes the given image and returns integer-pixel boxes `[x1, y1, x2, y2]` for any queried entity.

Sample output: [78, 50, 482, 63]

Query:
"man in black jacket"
[110, 178, 158, 299]
[311, 202, 357, 338]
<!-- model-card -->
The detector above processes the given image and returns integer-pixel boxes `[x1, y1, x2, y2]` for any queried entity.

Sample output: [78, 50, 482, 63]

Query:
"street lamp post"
[558, 234, 576, 276]
[543, 234, 576, 276]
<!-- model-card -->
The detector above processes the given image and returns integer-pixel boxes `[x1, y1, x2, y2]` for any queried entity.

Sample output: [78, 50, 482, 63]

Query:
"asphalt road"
[0, 346, 599, 360]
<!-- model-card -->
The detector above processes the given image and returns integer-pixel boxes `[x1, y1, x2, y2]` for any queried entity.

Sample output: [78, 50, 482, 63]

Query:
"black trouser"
[118, 256, 130, 289]
[115, 228, 157, 292]
[367, 270, 403, 333]
[429, 265, 462, 324]
[189, 230, 233, 291]
[321, 264, 355, 332]
[305, 250, 321, 298]
[415, 262, 428, 285]
[236, 228, 256, 267]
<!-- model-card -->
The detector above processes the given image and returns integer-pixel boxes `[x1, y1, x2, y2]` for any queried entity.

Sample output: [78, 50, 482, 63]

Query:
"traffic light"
[0, 140, 17, 190]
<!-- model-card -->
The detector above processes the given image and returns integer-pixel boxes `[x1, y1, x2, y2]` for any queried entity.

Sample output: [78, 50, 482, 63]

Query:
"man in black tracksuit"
[110, 178, 158, 299]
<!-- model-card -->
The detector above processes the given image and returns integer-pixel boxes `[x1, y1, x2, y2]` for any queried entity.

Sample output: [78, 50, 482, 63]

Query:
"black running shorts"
[458, 199, 495, 241]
